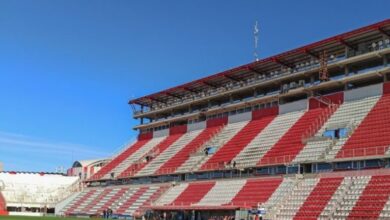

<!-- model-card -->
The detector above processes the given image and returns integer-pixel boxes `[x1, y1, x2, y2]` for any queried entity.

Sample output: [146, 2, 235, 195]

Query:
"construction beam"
[338, 38, 355, 50]
[181, 87, 198, 94]
[201, 81, 218, 88]
[247, 67, 263, 76]
[304, 49, 319, 59]
[271, 57, 294, 69]
[378, 27, 390, 38]
[224, 74, 240, 82]
[164, 92, 182, 99]
[149, 97, 166, 104]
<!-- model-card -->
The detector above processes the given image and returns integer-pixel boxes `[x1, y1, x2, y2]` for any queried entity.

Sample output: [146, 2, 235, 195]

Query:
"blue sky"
[0, 0, 389, 172]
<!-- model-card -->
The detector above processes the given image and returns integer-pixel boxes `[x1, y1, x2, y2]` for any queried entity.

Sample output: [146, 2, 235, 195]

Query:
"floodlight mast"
[254, 21, 259, 61]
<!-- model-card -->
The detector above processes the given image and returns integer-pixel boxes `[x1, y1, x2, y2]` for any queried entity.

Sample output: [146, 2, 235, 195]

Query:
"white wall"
[280, 99, 307, 114]
[188, 121, 206, 132]
[153, 129, 169, 138]
[345, 83, 383, 101]
[228, 112, 252, 124]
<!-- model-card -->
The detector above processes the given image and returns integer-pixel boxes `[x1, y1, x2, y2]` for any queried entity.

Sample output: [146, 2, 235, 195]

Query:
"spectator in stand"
[108, 208, 113, 218]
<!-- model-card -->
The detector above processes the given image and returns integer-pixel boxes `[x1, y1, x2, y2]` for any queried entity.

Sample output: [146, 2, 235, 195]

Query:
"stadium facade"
[2, 19, 390, 219]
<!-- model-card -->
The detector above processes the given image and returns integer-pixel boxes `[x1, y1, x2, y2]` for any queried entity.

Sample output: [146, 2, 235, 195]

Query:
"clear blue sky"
[0, 0, 389, 172]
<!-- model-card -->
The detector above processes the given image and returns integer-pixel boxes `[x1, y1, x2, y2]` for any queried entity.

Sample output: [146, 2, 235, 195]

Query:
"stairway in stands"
[332, 176, 371, 219]
[276, 178, 319, 219]
[258, 107, 334, 165]
[135, 130, 203, 177]
[118, 133, 184, 178]
[196, 179, 246, 206]
[0, 191, 7, 215]
[177, 120, 248, 173]
[336, 94, 390, 159]
[155, 124, 225, 175]
[170, 182, 215, 206]
[90, 138, 151, 180]
[229, 178, 282, 208]
[347, 175, 390, 219]
[94, 187, 129, 214]
[64, 189, 98, 214]
[234, 111, 304, 168]
[81, 188, 112, 214]
[115, 187, 149, 215]
[293, 177, 343, 219]
[201, 108, 277, 170]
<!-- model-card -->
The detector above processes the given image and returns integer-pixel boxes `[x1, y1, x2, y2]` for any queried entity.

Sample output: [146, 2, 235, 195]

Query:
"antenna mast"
[254, 21, 259, 61]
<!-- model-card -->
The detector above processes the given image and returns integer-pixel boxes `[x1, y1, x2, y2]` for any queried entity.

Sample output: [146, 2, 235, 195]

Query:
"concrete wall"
[280, 99, 307, 114]
[345, 83, 383, 101]
[188, 121, 206, 132]
[153, 129, 169, 138]
[228, 112, 252, 124]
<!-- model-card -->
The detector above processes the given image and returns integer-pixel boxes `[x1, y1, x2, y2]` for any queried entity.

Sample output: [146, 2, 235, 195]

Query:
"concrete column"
[344, 65, 349, 76]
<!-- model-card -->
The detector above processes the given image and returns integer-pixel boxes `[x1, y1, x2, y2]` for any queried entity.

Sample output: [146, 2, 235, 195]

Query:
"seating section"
[170, 182, 216, 206]
[104, 137, 165, 179]
[295, 95, 379, 163]
[135, 130, 203, 177]
[234, 111, 304, 168]
[323, 96, 380, 160]
[336, 94, 390, 159]
[347, 175, 390, 219]
[176, 121, 248, 173]
[62, 184, 168, 216]
[276, 178, 319, 219]
[229, 178, 282, 208]
[200, 113, 276, 171]
[156, 125, 224, 175]
[154, 183, 189, 206]
[90, 138, 151, 180]
[293, 177, 343, 219]
[88, 88, 389, 178]
[118, 133, 184, 178]
[0, 172, 79, 208]
[196, 179, 246, 206]
[152, 177, 283, 209]
[62, 172, 390, 218]
[258, 106, 335, 166]
[332, 176, 371, 219]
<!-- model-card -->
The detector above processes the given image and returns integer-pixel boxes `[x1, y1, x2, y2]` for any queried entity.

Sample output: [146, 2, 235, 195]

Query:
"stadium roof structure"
[129, 19, 390, 107]
[72, 158, 110, 168]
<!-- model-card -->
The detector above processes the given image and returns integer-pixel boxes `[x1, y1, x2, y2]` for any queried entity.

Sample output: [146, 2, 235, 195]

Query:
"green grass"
[0, 216, 88, 220]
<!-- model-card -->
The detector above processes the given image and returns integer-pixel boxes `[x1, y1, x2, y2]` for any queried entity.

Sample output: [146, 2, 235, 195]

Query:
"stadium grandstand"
[0, 171, 79, 216]
[2, 18, 390, 220]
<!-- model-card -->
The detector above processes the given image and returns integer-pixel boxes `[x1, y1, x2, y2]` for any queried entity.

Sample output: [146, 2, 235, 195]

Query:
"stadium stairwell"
[81, 188, 112, 213]
[258, 93, 342, 166]
[98, 188, 129, 213]
[115, 187, 149, 215]
[228, 178, 282, 208]
[65, 189, 97, 214]
[293, 177, 343, 219]
[0, 191, 7, 216]
[135, 185, 170, 215]
[200, 107, 278, 171]
[347, 175, 390, 219]
[90, 133, 152, 180]
[155, 118, 227, 175]
[170, 181, 216, 207]
[336, 84, 390, 159]
[118, 126, 186, 178]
